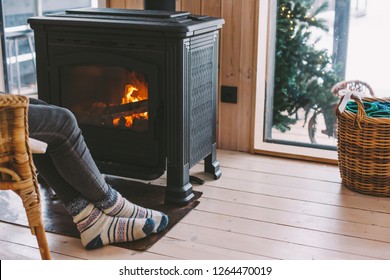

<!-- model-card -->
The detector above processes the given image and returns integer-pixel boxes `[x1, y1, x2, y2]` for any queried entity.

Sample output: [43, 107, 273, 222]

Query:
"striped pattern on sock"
[73, 203, 155, 250]
[96, 186, 169, 233]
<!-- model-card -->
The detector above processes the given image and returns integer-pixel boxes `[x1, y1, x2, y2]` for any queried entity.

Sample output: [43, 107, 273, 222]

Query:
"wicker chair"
[0, 93, 51, 259]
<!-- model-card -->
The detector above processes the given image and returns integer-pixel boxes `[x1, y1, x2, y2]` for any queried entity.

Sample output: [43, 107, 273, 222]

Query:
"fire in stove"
[113, 75, 149, 129]
[74, 70, 149, 132]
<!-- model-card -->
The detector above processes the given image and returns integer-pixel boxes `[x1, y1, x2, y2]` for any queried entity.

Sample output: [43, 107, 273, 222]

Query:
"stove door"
[47, 51, 165, 180]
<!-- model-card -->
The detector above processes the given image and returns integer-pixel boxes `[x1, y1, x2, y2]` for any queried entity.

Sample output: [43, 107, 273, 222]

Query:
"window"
[254, 0, 388, 162]
[0, 0, 100, 95]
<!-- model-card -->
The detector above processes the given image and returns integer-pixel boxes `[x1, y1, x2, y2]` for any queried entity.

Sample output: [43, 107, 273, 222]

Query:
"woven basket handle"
[350, 95, 367, 129]
[332, 80, 375, 97]
[336, 85, 372, 130]
[336, 95, 366, 129]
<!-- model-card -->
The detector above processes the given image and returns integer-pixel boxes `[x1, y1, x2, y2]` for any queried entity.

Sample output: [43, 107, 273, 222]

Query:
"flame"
[122, 85, 140, 103]
[113, 118, 120, 126]
[122, 112, 148, 127]
[113, 73, 148, 128]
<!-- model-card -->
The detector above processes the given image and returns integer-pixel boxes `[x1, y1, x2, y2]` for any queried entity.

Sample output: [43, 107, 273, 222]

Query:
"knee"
[59, 107, 77, 122]
[29, 104, 82, 145]
[56, 107, 79, 131]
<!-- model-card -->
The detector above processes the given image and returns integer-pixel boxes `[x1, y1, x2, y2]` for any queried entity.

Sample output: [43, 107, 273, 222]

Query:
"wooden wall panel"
[238, 0, 256, 151]
[108, 0, 126, 8]
[106, 0, 259, 152]
[201, 0, 221, 17]
[219, 0, 241, 150]
[181, 0, 201, 14]
[125, 0, 143, 8]
[176, 0, 182, 11]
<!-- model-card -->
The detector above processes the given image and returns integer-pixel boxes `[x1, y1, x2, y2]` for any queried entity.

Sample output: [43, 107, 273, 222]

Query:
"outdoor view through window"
[265, 0, 389, 150]
[1, 0, 92, 95]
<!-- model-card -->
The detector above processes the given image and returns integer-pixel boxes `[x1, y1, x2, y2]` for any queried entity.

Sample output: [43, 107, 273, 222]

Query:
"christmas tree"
[272, 0, 341, 139]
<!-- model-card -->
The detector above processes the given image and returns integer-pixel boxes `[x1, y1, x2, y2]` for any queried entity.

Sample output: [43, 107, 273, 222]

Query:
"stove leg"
[165, 163, 195, 205]
[204, 144, 222, 180]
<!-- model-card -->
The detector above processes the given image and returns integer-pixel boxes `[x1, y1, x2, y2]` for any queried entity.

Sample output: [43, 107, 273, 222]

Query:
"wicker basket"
[335, 80, 390, 196]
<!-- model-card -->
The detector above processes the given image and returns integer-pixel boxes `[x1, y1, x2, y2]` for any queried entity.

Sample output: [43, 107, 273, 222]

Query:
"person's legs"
[33, 153, 81, 203]
[33, 152, 156, 249]
[28, 99, 168, 234]
[29, 101, 108, 202]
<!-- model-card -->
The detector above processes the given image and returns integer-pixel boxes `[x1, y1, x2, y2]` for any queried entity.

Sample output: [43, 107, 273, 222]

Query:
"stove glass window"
[61, 64, 149, 132]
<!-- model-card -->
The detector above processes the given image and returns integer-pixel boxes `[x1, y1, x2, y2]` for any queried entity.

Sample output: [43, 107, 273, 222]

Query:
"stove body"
[28, 8, 223, 205]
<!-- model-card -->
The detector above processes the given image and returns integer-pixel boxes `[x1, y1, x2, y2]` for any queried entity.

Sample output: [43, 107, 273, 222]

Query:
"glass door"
[254, 0, 389, 162]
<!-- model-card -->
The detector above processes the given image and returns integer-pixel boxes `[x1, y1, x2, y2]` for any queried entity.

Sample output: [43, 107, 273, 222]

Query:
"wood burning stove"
[28, 8, 223, 205]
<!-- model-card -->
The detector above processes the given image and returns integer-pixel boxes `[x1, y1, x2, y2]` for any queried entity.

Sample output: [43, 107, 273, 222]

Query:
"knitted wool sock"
[66, 198, 155, 250]
[95, 185, 168, 233]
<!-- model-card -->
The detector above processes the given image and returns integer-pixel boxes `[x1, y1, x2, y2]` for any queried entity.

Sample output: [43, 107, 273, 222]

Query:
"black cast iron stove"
[28, 7, 223, 205]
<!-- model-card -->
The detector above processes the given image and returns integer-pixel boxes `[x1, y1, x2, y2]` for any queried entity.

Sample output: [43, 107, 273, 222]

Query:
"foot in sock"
[73, 203, 155, 250]
[95, 186, 169, 233]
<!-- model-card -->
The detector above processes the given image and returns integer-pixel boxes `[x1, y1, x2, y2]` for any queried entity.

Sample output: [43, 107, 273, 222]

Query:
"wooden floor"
[1, 149, 390, 260]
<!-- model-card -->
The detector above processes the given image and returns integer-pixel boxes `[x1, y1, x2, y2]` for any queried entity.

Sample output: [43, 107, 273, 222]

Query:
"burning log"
[102, 100, 148, 115]
[76, 100, 149, 131]
[113, 115, 148, 131]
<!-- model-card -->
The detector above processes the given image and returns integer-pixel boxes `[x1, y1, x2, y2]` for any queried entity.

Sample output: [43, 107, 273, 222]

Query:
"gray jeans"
[28, 98, 109, 204]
